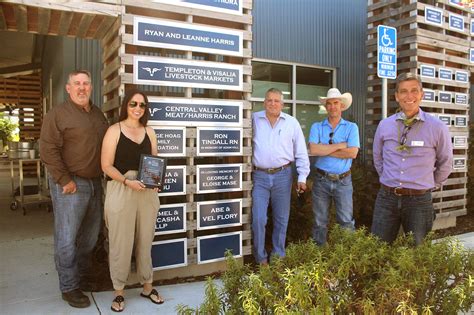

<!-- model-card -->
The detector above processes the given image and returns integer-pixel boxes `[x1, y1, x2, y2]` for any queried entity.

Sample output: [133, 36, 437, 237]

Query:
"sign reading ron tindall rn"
[197, 164, 242, 193]
[134, 56, 243, 91]
[147, 98, 243, 127]
[134, 17, 243, 57]
[197, 128, 243, 156]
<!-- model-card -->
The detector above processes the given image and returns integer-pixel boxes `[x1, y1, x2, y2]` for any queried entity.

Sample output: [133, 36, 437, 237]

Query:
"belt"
[381, 184, 429, 196]
[316, 168, 351, 181]
[254, 162, 291, 174]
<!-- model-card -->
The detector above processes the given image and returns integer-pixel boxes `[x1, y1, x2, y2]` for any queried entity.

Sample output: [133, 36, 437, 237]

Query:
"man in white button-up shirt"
[252, 88, 310, 265]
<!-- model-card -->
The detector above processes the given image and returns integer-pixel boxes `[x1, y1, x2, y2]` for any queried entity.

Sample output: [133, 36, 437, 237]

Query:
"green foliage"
[177, 227, 474, 314]
[0, 114, 18, 142]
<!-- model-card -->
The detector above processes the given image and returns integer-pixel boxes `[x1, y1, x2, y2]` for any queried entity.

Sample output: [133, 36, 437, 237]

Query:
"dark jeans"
[371, 188, 435, 245]
[49, 176, 103, 293]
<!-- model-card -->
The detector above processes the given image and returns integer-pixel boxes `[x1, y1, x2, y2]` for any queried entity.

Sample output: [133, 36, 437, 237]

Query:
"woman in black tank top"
[101, 89, 164, 312]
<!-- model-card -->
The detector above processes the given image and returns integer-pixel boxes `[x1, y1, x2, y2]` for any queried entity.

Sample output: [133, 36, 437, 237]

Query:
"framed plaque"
[137, 154, 167, 188]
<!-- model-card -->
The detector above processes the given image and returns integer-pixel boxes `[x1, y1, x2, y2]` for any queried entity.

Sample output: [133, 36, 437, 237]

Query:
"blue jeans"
[371, 188, 435, 245]
[251, 167, 292, 263]
[49, 176, 103, 293]
[312, 173, 354, 245]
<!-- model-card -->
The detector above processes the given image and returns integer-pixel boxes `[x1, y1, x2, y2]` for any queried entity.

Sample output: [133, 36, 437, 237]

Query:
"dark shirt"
[40, 98, 108, 186]
[114, 126, 152, 174]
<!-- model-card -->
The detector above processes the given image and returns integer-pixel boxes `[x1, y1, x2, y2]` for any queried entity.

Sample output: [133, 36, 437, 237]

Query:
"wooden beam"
[93, 16, 116, 40]
[2, 1, 121, 16]
[75, 13, 94, 38]
[13, 4, 27, 32]
[37, 7, 50, 34]
[0, 6, 6, 30]
[58, 10, 74, 36]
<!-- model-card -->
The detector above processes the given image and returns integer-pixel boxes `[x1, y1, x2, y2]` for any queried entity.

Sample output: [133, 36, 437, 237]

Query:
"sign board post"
[377, 25, 397, 119]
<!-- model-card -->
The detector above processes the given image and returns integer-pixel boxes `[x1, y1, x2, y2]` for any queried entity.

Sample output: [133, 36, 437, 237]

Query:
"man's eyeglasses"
[329, 132, 334, 144]
[399, 125, 412, 145]
[128, 101, 147, 109]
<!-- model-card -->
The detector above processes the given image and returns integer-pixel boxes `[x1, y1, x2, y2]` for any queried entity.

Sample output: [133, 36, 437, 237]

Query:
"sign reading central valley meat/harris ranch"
[133, 17, 243, 56]
[147, 98, 242, 127]
[133, 56, 243, 91]
[197, 164, 242, 193]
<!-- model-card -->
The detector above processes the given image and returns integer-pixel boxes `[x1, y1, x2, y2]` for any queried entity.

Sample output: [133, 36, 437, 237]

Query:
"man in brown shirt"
[40, 70, 108, 308]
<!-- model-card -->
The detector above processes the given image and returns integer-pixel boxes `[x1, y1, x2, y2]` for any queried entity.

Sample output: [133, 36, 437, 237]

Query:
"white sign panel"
[151, 0, 243, 15]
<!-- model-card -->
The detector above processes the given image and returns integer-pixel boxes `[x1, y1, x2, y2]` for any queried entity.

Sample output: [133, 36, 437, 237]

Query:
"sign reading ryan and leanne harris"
[134, 17, 243, 57]
[147, 98, 242, 127]
[134, 56, 243, 91]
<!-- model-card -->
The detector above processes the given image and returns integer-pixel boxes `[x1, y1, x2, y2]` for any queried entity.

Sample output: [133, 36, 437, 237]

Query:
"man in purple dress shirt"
[371, 73, 453, 245]
[252, 88, 310, 264]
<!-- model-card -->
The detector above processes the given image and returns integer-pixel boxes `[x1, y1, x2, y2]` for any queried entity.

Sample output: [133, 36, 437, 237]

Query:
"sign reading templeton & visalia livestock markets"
[197, 198, 242, 230]
[147, 98, 243, 127]
[197, 127, 243, 156]
[133, 17, 243, 57]
[151, 0, 242, 15]
[154, 127, 186, 157]
[159, 165, 186, 196]
[134, 56, 243, 91]
[152, 238, 187, 270]
[197, 231, 242, 264]
[155, 203, 187, 235]
[196, 164, 242, 193]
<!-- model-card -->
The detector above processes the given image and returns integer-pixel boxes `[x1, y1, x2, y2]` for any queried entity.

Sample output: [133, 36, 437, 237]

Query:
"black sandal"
[140, 288, 164, 304]
[111, 295, 125, 312]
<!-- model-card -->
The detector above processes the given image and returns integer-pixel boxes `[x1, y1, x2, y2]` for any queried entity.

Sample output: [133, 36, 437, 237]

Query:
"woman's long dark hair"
[118, 89, 149, 126]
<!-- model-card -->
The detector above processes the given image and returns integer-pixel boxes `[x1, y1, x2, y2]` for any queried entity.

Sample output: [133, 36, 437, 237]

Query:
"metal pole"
[382, 78, 387, 119]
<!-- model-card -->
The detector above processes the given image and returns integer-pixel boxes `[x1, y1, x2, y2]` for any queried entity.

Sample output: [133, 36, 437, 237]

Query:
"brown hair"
[118, 89, 149, 126]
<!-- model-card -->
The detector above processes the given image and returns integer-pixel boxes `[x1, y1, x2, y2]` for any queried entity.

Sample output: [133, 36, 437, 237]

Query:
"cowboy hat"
[319, 88, 352, 111]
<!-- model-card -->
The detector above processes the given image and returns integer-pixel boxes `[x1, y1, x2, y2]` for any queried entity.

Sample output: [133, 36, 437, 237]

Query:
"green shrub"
[177, 227, 474, 314]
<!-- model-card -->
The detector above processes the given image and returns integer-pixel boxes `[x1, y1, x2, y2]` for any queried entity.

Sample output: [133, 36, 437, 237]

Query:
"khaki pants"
[104, 171, 160, 290]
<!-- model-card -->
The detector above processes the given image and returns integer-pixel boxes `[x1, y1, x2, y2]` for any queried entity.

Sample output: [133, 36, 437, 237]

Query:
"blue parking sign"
[377, 25, 397, 79]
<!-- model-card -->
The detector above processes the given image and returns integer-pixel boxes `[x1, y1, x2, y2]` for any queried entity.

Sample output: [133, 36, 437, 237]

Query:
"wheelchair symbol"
[381, 28, 393, 47]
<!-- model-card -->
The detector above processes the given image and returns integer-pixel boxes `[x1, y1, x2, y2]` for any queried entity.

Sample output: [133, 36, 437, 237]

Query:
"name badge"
[411, 140, 424, 147]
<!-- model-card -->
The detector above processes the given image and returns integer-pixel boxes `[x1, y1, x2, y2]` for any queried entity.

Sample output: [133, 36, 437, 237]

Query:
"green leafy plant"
[0, 113, 18, 143]
[177, 227, 474, 314]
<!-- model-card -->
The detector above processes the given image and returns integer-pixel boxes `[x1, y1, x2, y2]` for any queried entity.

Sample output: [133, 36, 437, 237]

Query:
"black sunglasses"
[329, 132, 334, 144]
[399, 125, 412, 146]
[128, 101, 147, 109]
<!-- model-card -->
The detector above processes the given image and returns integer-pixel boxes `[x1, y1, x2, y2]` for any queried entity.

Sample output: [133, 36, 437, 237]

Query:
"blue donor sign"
[155, 203, 186, 235]
[151, 0, 242, 15]
[197, 232, 242, 264]
[377, 25, 397, 79]
[197, 128, 242, 156]
[134, 56, 243, 91]
[197, 164, 242, 193]
[134, 17, 243, 56]
[152, 239, 187, 270]
[147, 98, 242, 127]
[197, 199, 242, 230]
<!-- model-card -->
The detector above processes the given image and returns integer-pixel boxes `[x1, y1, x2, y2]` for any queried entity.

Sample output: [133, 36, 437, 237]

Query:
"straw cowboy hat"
[319, 88, 352, 111]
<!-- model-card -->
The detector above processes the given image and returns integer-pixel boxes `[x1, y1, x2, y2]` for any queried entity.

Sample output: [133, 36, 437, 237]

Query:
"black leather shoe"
[61, 289, 90, 308]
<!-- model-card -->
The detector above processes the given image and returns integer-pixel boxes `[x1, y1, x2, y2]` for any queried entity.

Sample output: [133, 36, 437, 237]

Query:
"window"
[251, 60, 335, 139]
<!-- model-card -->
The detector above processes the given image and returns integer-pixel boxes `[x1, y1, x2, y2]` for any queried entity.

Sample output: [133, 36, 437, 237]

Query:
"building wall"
[253, 0, 368, 156]
[41, 36, 102, 109]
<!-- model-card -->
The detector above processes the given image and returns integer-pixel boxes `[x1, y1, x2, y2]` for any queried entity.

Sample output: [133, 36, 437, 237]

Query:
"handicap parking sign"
[377, 25, 397, 79]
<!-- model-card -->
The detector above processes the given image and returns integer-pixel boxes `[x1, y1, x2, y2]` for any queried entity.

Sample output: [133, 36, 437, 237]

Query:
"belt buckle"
[327, 173, 339, 181]
[394, 187, 403, 196]
[267, 167, 279, 174]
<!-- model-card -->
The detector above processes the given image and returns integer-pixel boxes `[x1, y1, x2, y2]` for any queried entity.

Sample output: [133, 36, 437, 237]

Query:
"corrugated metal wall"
[253, 0, 368, 158]
[75, 38, 103, 108]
